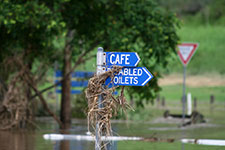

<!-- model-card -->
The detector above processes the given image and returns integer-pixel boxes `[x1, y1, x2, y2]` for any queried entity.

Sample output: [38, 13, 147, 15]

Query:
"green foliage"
[0, 1, 63, 54]
[208, 0, 225, 24]
[0, 0, 180, 108]
[0, 0, 65, 82]
[98, 0, 180, 107]
[158, 0, 225, 26]
[71, 93, 87, 118]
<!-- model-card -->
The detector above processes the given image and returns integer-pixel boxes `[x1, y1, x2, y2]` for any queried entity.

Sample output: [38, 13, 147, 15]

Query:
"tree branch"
[30, 41, 99, 99]
[23, 68, 64, 128]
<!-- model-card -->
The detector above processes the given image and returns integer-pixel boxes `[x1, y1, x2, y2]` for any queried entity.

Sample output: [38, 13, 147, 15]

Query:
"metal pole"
[96, 47, 104, 150]
[182, 65, 186, 124]
[182, 65, 186, 150]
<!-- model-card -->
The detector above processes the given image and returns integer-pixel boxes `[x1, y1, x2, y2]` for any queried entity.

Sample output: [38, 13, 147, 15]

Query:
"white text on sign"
[110, 54, 131, 65]
[107, 67, 143, 85]
[117, 68, 143, 76]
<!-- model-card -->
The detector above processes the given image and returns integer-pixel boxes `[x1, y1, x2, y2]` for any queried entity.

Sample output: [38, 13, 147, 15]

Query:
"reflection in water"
[0, 131, 35, 150]
[58, 130, 70, 150]
[55, 140, 116, 150]
[52, 127, 117, 150]
[56, 140, 94, 150]
[53, 129, 117, 150]
[0, 130, 105, 150]
[59, 140, 70, 150]
[53, 130, 95, 150]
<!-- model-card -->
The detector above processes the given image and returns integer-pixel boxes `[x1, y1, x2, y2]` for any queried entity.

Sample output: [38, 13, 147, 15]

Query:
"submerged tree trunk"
[60, 31, 74, 129]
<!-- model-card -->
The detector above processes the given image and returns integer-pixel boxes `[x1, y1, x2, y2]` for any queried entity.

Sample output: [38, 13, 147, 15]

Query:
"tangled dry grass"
[0, 55, 52, 130]
[85, 66, 133, 146]
[0, 71, 33, 130]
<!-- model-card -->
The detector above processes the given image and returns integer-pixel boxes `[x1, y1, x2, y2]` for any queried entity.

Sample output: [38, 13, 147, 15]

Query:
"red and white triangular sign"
[178, 43, 198, 66]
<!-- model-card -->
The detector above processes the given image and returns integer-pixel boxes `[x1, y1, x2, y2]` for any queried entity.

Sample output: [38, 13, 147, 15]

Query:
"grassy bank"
[159, 85, 225, 102]
[118, 141, 225, 150]
[166, 25, 225, 75]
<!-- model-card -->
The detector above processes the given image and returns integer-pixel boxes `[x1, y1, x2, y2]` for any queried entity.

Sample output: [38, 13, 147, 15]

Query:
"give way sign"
[178, 43, 199, 66]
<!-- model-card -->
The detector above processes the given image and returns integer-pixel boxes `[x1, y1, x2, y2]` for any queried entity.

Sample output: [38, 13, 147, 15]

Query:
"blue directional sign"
[105, 52, 140, 67]
[55, 71, 94, 78]
[54, 71, 94, 95]
[105, 67, 153, 86]
[55, 80, 88, 87]
[56, 89, 82, 94]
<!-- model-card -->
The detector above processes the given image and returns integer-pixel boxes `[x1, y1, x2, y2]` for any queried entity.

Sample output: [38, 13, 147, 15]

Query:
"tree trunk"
[60, 31, 74, 129]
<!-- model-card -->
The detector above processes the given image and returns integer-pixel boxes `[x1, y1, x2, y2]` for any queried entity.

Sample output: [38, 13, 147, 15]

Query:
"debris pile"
[85, 66, 133, 137]
[0, 72, 33, 130]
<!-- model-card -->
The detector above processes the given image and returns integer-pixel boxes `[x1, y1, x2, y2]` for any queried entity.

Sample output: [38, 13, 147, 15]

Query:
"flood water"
[0, 119, 95, 150]
[0, 117, 225, 150]
[0, 130, 94, 150]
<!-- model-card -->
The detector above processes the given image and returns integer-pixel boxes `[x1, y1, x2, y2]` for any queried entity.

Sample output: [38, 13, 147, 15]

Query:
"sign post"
[182, 65, 186, 124]
[177, 43, 198, 124]
[96, 47, 105, 150]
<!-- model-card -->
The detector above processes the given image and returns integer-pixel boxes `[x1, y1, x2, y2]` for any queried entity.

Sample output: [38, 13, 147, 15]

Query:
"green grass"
[167, 25, 225, 74]
[118, 141, 225, 150]
[159, 85, 225, 101]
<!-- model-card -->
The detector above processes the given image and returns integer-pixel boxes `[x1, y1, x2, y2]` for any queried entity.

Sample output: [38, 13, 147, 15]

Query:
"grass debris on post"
[85, 47, 133, 150]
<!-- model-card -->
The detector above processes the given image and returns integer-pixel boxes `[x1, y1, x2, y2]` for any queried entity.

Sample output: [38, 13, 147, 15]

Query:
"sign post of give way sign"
[177, 43, 199, 125]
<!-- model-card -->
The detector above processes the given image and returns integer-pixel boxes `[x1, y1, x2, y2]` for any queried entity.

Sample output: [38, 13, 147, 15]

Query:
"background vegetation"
[159, 0, 225, 75]
[38, 0, 225, 119]
[0, 0, 180, 129]
[0, 0, 224, 124]
[0, 0, 225, 149]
